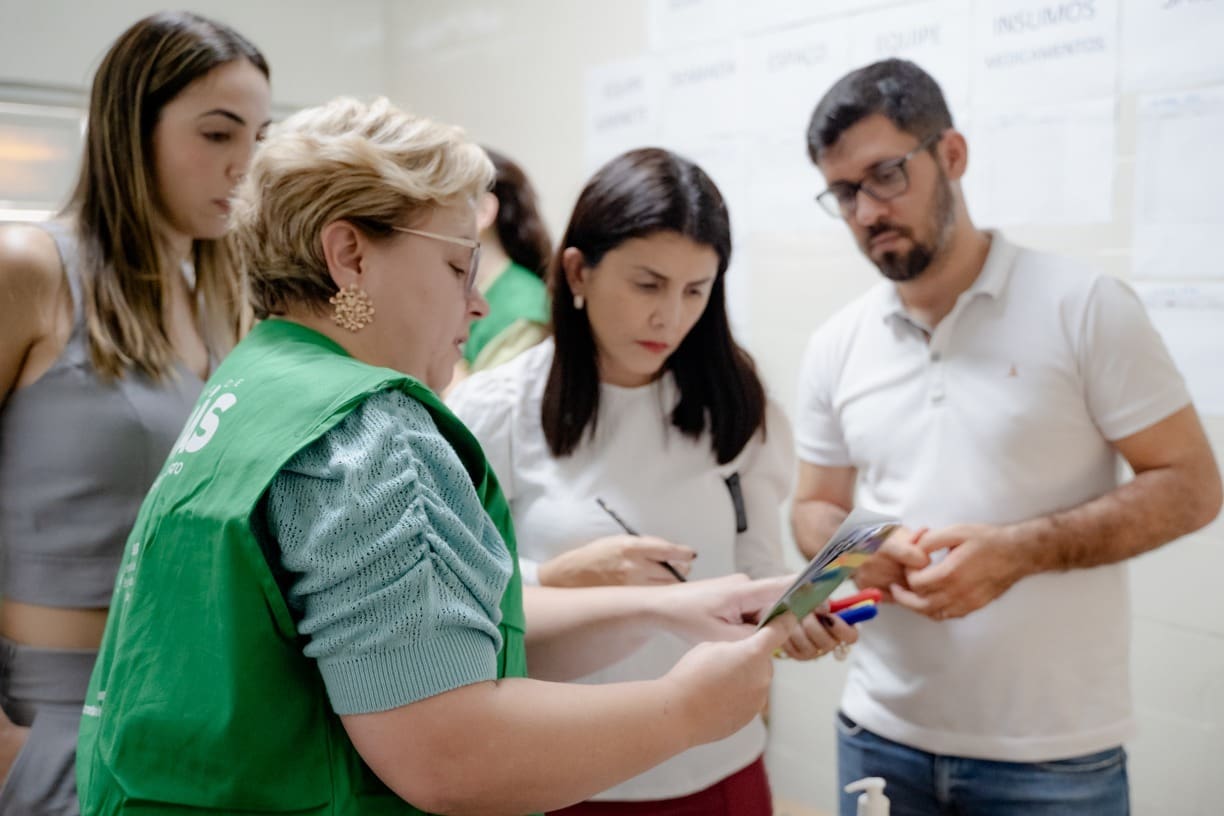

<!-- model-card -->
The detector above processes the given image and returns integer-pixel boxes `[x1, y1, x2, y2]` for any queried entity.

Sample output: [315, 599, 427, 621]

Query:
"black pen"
[595, 497, 687, 583]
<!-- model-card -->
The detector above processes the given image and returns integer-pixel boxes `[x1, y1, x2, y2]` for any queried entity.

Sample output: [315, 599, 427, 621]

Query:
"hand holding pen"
[534, 500, 697, 587]
[595, 498, 692, 583]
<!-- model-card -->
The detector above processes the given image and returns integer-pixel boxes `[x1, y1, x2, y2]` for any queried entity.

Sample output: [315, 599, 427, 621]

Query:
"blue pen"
[836, 604, 878, 626]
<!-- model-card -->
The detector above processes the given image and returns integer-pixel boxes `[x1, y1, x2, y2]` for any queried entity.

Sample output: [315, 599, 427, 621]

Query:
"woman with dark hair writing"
[451, 148, 856, 814]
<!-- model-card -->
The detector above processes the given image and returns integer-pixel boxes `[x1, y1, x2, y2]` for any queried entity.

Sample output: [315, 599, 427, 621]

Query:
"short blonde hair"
[230, 96, 493, 318]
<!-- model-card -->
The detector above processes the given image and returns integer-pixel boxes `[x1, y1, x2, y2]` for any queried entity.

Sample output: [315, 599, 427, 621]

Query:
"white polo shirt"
[796, 232, 1190, 762]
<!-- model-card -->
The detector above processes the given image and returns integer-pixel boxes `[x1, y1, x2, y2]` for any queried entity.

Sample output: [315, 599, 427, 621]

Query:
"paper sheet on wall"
[658, 41, 743, 144]
[961, 98, 1115, 226]
[649, 0, 737, 51]
[746, 137, 836, 235]
[584, 57, 662, 174]
[1134, 282, 1224, 417]
[733, 0, 884, 33]
[849, 0, 972, 121]
[735, 0, 834, 32]
[970, 0, 1118, 107]
[740, 19, 852, 139]
[1121, 0, 1224, 92]
[1133, 87, 1224, 279]
[737, 20, 851, 234]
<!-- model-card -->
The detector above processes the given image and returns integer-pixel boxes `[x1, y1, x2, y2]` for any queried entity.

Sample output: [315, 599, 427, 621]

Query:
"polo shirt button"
[931, 390, 945, 403]
[930, 351, 941, 362]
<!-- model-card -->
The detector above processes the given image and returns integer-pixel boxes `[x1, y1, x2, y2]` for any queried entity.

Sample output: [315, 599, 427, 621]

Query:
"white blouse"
[449, 339, 795, 800]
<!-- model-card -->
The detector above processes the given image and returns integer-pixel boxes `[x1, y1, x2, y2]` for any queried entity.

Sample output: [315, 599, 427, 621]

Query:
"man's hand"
[890, 523, 1027, 620]
[851, 526, 930, 601]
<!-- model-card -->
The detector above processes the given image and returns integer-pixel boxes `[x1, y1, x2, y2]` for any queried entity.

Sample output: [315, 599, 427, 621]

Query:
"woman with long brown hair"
[0, 12, 270, 813]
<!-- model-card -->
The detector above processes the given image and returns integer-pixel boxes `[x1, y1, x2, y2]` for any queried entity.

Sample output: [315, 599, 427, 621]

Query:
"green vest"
[464, 262, 549, 366]
[78, 319, 528, 815]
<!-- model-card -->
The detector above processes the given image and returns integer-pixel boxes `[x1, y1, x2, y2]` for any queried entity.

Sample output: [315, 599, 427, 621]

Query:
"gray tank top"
[0, 222, 204, 607]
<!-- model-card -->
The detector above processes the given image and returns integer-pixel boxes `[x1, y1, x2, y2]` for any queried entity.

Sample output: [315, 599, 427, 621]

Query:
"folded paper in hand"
[759, 508, 898, 627]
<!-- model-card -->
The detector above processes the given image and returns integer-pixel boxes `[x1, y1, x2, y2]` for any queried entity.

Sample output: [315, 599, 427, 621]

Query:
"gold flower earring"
[329, 283, 375, 332]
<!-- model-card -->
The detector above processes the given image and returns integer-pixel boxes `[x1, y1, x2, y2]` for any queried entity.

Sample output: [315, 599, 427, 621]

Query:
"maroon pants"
[548, 756, 772, 816]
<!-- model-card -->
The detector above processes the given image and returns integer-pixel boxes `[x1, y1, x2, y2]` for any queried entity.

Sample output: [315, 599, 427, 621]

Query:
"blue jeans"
[836, 711, 1129, 815]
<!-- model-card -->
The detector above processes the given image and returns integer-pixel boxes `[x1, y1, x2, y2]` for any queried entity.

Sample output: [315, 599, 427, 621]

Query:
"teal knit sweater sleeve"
[265, 388, 512, 715]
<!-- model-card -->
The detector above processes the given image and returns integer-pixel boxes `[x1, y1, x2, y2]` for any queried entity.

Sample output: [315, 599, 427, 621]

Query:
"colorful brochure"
[759, 508, 899, 626]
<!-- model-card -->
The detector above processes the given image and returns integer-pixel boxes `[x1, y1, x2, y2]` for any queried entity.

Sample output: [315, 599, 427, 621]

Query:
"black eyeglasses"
[816, 131, 944, 219]
[390, 226, 482, 295]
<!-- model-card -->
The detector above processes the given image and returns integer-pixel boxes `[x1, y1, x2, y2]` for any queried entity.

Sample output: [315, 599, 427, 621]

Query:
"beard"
[866, 173, 956, 283]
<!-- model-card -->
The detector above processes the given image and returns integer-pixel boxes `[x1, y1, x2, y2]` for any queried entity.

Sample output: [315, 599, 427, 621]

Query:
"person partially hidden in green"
[452, 147, 552, 384]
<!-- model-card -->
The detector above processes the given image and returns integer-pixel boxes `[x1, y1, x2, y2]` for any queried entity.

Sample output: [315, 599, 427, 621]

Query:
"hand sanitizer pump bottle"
[844, 777, 889, 816]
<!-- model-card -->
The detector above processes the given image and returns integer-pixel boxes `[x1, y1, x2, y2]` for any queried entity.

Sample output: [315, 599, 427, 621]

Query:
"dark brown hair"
[484, 147, 552, 278]
[807, 58, 952, 162]
[542, 147, 766, 465]
[66, 11, 268, 379]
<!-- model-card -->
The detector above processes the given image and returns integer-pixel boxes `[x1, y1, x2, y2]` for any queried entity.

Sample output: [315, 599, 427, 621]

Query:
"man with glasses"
[792, 58, 1221, 815]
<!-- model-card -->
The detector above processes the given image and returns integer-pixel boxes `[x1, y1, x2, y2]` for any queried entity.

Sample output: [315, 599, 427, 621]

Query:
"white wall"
[0, 0, 389, 216]
[385, 3, 1224, 815]
[386, 1, 653, 241]
[0, 0, 389, 111]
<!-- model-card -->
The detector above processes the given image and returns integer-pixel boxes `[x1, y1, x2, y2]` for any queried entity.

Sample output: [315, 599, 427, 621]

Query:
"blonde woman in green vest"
[76, 96, 829, 816]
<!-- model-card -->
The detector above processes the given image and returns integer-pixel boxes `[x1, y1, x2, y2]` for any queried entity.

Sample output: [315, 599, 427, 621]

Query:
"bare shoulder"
[0, 224, 69, 395]
[0, 223, 64, 300]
